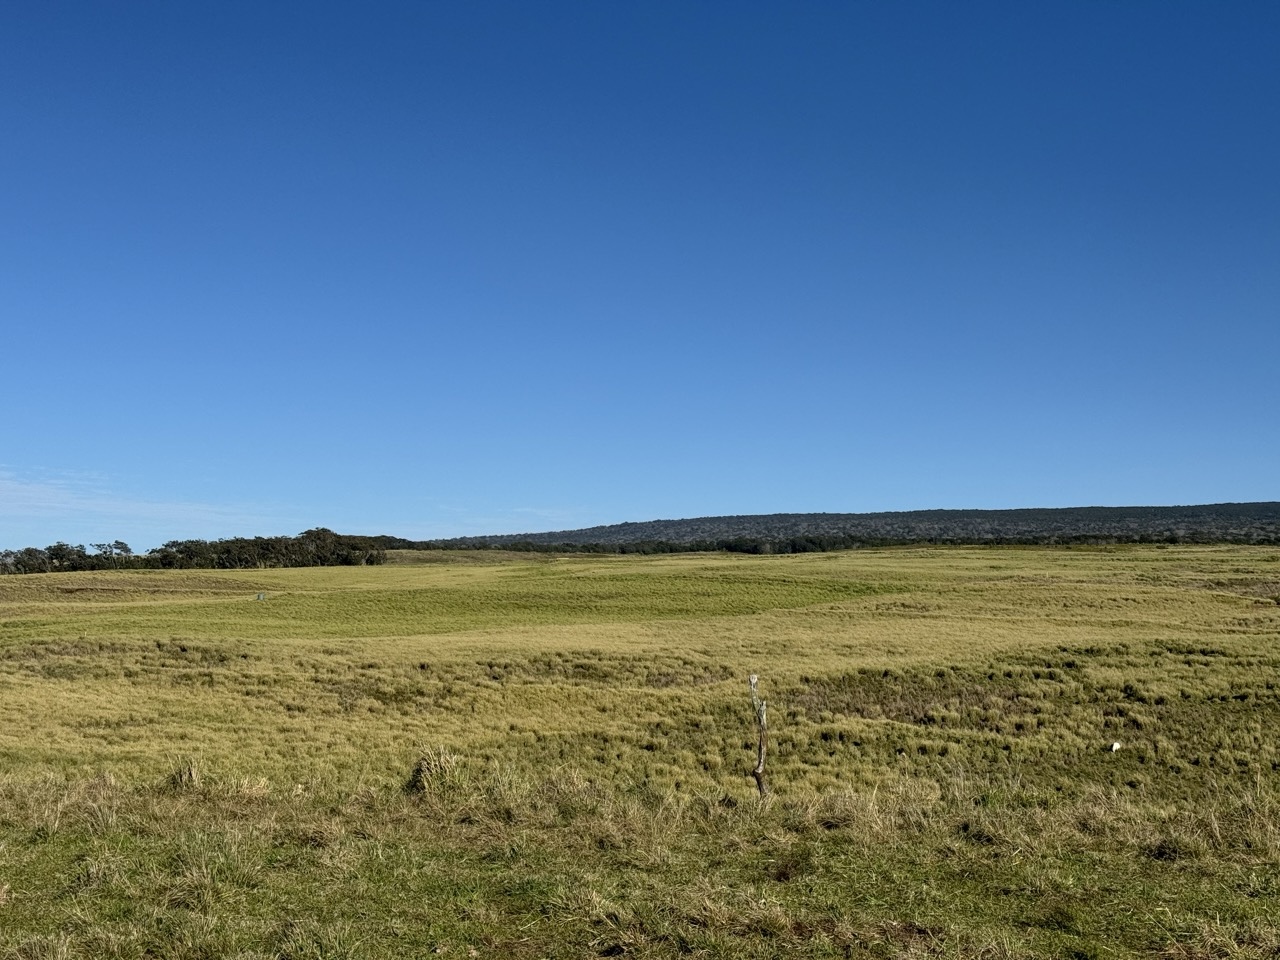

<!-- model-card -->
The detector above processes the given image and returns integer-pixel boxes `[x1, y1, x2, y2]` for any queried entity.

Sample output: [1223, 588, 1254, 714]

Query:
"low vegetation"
[1, 545, 1277, 957]
[0, 527, 385, 574]
[6, 504, 1276, 577]
[407, 501, 1280, 551]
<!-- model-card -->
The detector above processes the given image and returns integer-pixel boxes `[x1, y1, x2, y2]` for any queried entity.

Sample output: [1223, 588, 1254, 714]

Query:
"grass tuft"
[164, 759, 202, 793]
[404, 746, 465, 795]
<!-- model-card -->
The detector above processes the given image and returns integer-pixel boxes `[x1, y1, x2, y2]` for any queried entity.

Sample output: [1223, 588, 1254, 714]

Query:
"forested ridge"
[380, 501, 1280, 554]
[4, 503, 1277, 573]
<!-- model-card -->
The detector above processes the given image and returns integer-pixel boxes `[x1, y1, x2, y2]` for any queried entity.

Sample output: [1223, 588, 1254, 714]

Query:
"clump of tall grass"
[164, 759, 201, 792]
[403, 746, 464, 795]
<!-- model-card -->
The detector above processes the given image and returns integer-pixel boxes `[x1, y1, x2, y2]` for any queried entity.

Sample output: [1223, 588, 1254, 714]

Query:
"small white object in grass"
[1111, 741, 1122, 752]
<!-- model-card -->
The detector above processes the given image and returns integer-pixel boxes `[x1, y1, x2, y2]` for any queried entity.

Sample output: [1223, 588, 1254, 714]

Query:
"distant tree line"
[370, 534, 901, 555]
[373, 529, 1278, 558]
[374, 502, 1280, 554]
[0, 528, 385, 575]
[5, 504, 1277, 575]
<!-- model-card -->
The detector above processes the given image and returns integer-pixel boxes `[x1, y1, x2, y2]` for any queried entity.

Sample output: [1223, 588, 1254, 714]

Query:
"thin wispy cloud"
[0, 469, 305, 551]
[0, 471, 587, 549]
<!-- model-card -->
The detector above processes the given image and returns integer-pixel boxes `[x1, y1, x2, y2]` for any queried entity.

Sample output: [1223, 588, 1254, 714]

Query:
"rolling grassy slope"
[1, 546, 1278, 958]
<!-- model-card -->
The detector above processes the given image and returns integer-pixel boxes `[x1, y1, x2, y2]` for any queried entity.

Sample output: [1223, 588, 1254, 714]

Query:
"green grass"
[1, 546, 1278, 957]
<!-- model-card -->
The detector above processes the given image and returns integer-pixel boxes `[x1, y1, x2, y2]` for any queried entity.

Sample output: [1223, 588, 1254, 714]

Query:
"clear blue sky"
[3, 1, 1277, 551]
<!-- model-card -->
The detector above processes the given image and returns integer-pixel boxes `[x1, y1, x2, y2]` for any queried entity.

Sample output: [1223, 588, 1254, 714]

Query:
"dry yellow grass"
[1, 545, 1278, 958]
[1, 545, 1276, 787]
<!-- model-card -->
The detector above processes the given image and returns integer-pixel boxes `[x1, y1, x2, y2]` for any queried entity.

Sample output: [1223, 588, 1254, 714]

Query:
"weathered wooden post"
[749, 674, 768, 797]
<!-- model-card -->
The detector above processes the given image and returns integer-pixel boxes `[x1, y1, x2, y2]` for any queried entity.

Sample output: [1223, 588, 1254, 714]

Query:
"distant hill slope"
[381, 502, 1280, 551]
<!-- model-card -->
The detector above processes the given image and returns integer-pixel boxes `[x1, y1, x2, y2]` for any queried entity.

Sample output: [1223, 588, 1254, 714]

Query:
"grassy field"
[1, 545, 1277, 958]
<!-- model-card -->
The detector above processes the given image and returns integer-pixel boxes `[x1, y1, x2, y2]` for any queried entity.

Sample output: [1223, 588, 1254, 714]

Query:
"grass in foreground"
[1, 546, 1278, 957]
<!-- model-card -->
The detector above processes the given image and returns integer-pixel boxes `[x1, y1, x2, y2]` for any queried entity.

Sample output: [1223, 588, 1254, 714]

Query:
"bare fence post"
[749, 674, 768, 798]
